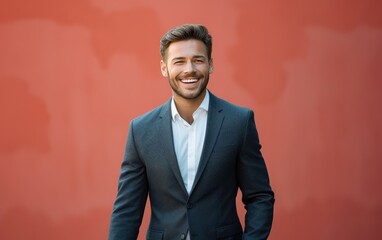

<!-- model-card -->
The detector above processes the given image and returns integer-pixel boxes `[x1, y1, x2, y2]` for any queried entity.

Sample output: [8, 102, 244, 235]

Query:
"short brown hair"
[160, 24, 212, 61]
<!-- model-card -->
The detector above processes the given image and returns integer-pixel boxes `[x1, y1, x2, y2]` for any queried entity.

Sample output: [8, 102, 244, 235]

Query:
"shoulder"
[132, 99, 171, 127]
[210, 92, 253, 116]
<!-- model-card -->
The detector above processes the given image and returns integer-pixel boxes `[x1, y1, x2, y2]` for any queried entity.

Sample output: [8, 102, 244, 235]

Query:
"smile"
[180, 78, 199, 83]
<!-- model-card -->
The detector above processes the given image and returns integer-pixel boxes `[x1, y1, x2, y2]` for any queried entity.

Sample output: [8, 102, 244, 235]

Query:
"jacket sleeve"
[238, 110, 275, 240]
[109, 121, 148, 240]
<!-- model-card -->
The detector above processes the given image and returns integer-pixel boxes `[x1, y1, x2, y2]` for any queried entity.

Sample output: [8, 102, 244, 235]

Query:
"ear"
[209, 58, 214, 74]
[160, 60, 168, 77]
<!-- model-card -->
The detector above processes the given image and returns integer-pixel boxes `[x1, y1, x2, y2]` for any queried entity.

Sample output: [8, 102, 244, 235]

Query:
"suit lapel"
[190, 93, 225, 194]
[158, 100, 189, 196]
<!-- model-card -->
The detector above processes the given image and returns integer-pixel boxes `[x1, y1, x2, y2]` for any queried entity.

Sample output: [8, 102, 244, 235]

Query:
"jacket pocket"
[147, 228, 163, 240]
[216, 222, 243, 239]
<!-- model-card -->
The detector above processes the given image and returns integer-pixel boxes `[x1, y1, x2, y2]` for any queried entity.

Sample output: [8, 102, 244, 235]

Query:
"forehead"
[166, 39, 208, 60]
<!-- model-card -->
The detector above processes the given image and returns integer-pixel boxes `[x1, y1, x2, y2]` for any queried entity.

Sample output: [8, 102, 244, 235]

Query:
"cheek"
[168, 67, 181, 78]
[196, 65, 210, 74]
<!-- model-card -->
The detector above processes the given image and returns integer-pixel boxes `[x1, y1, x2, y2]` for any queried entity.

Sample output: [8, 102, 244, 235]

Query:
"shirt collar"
[171, 90, 210, 121]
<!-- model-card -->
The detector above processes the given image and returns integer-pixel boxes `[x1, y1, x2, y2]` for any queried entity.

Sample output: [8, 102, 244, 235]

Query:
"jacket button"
[180, 233, 186, 239]
[187, 203, 193, 209]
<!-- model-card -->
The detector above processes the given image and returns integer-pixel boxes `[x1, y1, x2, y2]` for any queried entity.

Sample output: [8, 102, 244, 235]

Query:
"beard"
[168, 71, 210, 100]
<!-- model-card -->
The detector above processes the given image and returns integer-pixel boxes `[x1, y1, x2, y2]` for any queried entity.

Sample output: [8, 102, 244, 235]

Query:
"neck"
[173, 91, 206, 124]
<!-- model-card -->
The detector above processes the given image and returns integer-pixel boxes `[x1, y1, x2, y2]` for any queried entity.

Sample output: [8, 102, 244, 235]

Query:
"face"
[160, 39, 213, 103]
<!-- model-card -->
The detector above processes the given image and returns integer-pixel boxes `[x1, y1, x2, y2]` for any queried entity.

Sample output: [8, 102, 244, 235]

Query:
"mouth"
[177, 73, 203, 84]
[180, 78, 199, 84]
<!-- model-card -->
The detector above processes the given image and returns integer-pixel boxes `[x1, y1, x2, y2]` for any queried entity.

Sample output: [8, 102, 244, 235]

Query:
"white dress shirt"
[171, 91, 209, 194]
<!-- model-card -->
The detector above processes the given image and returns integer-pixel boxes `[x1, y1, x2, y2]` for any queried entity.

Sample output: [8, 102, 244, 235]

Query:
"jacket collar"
[158, 91, 225, 196]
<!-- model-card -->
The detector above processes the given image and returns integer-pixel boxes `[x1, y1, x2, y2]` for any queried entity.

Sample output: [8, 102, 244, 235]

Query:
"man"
[109, 24, 274, 240]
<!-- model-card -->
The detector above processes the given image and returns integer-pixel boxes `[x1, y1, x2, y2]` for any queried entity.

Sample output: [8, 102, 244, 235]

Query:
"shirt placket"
[187, 114, 198, 193]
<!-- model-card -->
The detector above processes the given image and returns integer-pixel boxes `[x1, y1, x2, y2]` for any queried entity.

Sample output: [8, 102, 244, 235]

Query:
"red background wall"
[1, 1, 381, 239]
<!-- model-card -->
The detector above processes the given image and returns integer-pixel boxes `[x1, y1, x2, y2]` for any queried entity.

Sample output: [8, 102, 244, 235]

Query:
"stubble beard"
[168, 71, 209, 100]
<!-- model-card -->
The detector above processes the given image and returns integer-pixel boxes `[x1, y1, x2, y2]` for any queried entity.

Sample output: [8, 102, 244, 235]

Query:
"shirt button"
[180, 233, 186, 239]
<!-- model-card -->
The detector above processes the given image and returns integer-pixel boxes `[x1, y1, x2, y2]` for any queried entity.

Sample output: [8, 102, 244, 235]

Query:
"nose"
[183, 60, 195, 74]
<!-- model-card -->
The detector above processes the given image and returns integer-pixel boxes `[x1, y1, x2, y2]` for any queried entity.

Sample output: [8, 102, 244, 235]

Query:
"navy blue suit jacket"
[109, 92, 274, 240]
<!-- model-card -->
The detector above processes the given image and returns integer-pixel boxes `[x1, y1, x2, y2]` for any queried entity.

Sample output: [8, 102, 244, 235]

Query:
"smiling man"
[109, 24, 274, 240]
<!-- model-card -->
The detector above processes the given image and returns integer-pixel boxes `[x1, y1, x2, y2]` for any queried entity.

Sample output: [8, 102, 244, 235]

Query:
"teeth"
[181, 79, 198, 83]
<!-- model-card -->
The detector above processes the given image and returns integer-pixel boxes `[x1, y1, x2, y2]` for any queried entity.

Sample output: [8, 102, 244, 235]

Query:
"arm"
[109, 121, 148, 240]
[238, 110, 275, 240]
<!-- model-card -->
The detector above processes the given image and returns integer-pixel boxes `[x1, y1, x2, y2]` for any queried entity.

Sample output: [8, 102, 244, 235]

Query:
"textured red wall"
[1, 1, 381, 239]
